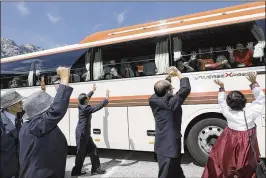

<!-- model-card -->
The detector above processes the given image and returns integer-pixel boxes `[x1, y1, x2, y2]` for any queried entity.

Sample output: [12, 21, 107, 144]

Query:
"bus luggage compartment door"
[91, 107, 130, 150]
[128, 106, 155, 151]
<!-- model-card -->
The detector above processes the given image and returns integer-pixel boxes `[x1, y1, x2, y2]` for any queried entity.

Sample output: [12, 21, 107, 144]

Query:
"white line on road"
[101, 153, 132, 178]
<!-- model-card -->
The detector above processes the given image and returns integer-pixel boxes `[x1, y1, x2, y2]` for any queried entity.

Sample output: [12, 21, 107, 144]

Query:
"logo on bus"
[194, 72, 248, 80]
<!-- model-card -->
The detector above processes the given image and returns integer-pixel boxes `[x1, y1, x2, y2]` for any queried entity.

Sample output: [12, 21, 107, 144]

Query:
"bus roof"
[1, 1, 265, 64]
[79, 1, 265, 44]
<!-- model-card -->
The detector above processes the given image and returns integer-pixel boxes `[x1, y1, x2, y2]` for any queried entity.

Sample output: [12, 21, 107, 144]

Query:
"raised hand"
[106, 89, 110, 99]
[41, 76, 46, 91]
[168, 66, 183, 79]
[247, 42, 253, 50]
[227, 46, 234, 54]
[56, 67, 70, 85]
[92, 84, 96, 92]
[214, 79, 224, 88]
[246, 72, 257, 84]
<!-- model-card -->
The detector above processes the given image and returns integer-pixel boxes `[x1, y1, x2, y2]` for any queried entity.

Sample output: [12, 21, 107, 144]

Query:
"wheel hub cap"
[198, 126, 223, 155]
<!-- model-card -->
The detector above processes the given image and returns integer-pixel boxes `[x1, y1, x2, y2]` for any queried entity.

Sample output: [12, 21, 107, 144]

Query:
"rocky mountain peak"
[1, 37, 44, 58]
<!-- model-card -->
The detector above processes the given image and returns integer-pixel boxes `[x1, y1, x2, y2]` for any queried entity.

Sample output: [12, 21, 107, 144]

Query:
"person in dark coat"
[0, 90, 24, 178]
[71, 84, 110, 176]
[18, 67, 73, 178]
[149, 66, 191, 178]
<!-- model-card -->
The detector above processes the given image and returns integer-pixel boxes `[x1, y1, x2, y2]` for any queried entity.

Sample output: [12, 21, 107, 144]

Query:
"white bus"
[1, 1, 265, 166]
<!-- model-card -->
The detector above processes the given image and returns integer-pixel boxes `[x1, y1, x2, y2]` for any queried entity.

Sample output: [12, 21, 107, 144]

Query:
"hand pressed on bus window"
[92, 84, 96, 92]
[214, 79, 224, 88]
[227, 46, 234, 54]
[246, 42, 253, 51]
[246, 72, 257, 84]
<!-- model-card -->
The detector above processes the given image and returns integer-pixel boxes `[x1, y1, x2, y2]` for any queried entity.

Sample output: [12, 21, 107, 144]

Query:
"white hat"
[0, 90, 25, 109]
[22, 90, 54, 120]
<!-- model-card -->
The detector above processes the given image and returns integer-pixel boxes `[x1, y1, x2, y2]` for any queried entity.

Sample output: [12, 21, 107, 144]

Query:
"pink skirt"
[202, 127, 260, 178]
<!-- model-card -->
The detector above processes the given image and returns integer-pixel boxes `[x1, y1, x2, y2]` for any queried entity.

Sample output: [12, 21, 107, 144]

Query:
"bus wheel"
[186, 118, 227, 166]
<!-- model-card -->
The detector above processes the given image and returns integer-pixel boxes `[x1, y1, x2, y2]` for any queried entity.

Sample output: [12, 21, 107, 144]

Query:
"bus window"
[0, 48, 88, 89]
[255, 19, 265, 35]
[1, 58, 37, 89]
[36, 48, 88, 73]
[171, 20, 265, 73]
[252, 19, 266, 66]
[92, 36, 170, 81]
[70, 49, 93, 83]
[35, 48, 88, 85]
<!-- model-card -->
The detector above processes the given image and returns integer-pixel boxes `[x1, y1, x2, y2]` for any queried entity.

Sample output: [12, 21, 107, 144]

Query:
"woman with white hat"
[0, 89, 24, 178]
[18, 67, 73, 178]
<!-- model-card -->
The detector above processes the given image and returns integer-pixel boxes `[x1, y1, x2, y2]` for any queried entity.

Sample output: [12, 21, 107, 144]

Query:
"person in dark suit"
[149, 66, 191, 178]
[18, 67, 73, 178]
[0, 90, 24, 178]
[71, 84, 110, 176]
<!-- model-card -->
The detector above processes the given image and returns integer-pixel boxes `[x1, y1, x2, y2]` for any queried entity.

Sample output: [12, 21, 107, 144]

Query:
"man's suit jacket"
[0, 112, 20, 178]
[76, 91, 109, 139]
[19, 84, 73, 178]
[149, 77, 191, 158]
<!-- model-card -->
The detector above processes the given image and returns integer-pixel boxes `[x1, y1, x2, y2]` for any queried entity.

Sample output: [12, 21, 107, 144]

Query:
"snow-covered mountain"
[1, 37, 44, 58]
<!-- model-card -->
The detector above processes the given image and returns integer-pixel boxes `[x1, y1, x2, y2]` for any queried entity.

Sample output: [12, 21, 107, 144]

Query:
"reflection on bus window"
[1, 58, 35, 89]
[70, 50, 92, 83]
[0, 48, 88, 89]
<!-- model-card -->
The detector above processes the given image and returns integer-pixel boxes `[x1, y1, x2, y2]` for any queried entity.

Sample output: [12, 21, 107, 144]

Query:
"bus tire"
[186, 118, 227, 166]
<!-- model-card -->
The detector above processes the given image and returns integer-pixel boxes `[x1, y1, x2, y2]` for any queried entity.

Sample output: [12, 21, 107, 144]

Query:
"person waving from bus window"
[0, 89, 24, 178]
[19, 67, 73, 178]
[227, 42, 254, 68]
[71, 84, 110, 176]
[149, 66, 191, 178]
[202, 72, 265, 178]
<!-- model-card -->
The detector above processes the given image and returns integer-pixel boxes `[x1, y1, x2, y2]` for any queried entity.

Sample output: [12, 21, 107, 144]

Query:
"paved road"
[65, 149, 204, 178]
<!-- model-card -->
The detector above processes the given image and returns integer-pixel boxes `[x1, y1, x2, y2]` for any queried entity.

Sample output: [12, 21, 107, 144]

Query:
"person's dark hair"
[154, 80, 171, 97]
[78, 93, 88, 105]
[226, 91, 247, 110]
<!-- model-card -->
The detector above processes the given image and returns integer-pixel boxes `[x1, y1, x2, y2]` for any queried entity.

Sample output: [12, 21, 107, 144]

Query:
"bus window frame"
[90, 35, 172, 82]
[168, 20, 265, 74]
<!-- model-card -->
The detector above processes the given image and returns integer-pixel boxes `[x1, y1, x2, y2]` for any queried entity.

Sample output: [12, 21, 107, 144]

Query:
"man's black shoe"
[91, 168, 106, 175]
[71, 171, 87, 176]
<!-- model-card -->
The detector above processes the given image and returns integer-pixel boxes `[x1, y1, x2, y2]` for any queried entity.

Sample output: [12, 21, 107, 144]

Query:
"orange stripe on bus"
[69, 89, 266, 102]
